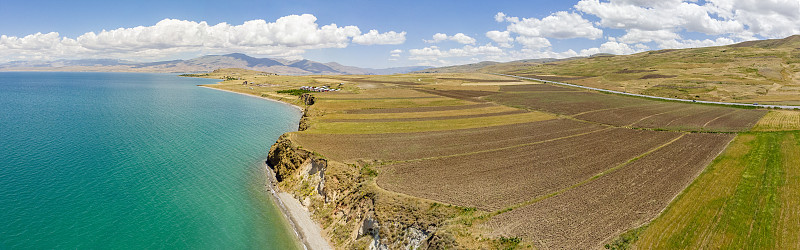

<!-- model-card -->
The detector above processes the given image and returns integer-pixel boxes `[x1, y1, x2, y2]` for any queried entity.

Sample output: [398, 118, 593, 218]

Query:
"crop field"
[305, 111, 554, 134]
[486, 86, 767, 132]
[377, 128, 682, 210]
[342, 102, 496, 114]
[293, 119, 605, 162]
[753, 110, 800, 131]
[484, 133, 734, 248]
[635, 132, 800, 249]
[319, 105, 519, 120]
[189, 70, 797, 249]
[499, 83, 581, 92]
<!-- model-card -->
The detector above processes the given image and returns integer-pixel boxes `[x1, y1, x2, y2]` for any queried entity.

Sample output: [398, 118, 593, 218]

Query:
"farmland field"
[377, 128, 682, 210]
[294, 119, 606, 162]
[635, 132, 800, 249]
[486, 86, 767, 132]
[485, 133, 733, 248]
[188, 70, 798, 249]
[753, 110, 800, 131]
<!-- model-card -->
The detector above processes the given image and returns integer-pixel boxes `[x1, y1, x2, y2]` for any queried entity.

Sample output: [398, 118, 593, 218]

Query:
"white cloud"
[450, 33, 477, 44]
[0, 14, 406, 62]
[579, 41, 646, 56]
[425, 33, 448, 43]
[515, 36, 551, 49]
[617, 29, 681, 44]
[390, 49, 402, 57]
[575, 0, 800, 38]
[486, 30, 514, 47]
[409, 43, 503, 62]
[657, 37, 736, 49]
[424, 32, 476, 44]
[495, 12, 508, 22]
[352, 30, 406, 45]
[502, 11, 603, 40]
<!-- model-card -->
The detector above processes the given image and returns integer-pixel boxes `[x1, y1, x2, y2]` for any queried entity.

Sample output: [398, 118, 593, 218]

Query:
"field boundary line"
[484, 133, 688, 218]
[702, 110, 737, 128]
[626, 106, 693, 127]
[601, 133, 736, 247]
[571, 103, 653, 117]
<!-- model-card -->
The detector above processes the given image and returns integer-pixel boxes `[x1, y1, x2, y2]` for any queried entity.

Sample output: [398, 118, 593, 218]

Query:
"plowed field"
[485, 133, 734, 248]
[377, 128, 682, 210]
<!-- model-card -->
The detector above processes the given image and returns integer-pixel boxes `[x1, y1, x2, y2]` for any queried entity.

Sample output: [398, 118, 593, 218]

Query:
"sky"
[1, 0, 799, 68]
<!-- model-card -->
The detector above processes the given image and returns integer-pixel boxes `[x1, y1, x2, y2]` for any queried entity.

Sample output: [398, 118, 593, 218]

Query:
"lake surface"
[0, 72, 302, 249]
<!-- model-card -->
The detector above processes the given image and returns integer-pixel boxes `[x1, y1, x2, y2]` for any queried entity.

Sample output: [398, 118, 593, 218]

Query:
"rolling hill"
[422, 35, 800, 105]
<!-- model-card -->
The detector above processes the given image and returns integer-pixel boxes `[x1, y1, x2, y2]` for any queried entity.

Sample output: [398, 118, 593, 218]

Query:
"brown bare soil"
[615, 69, 657, 74]
[487, 90, 767, 131]
[486, 91, 646, 115]
[438, 77, 523, 83]
[413, 89, 497, 102]
[293, 119, 605, 162]
[485, 133, 734, 249]
[377, 128, 682, 210]
[322, 110, 527, 122]
[344, 103, 495, 114]
[499, 84, 579, 92]
[515, 74, 590, 82]
[640, 74, 678, 79]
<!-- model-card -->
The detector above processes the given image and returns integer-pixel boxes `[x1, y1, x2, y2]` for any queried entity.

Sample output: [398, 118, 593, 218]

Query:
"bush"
[277, 89, 313, 96]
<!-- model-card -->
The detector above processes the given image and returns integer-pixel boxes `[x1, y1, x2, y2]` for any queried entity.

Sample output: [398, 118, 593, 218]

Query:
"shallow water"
[0, 72, 302, 249]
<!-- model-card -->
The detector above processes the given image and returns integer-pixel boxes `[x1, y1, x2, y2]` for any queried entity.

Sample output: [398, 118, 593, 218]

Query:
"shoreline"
[198, 85, 305, 113]
[198, 84, 330, 249]
[264, 162, 332, 250]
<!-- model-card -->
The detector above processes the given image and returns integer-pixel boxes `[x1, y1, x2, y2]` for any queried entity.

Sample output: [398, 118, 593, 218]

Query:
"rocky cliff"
[265, 98, 472, 249]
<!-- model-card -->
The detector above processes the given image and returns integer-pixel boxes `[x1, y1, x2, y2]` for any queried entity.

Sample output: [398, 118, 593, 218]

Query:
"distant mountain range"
[0, 53, 431, 75]
[412, 57, 580, 73]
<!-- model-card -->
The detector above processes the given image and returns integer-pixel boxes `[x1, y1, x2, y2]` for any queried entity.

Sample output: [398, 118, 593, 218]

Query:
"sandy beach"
[198, 85, 305, 112]
[265, 163, 332, 250]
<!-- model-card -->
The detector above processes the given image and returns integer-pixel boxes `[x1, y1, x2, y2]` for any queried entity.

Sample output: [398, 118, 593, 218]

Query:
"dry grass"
[753, 110, 800, 131]
[304, 111, 555, 134]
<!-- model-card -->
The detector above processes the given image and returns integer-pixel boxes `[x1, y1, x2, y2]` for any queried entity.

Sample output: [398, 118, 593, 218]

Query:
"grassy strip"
[319, 105, 518, 120]
[636, 132, 798, 249]
[304, 112, 555, 134]
[276, 89, 313, 96]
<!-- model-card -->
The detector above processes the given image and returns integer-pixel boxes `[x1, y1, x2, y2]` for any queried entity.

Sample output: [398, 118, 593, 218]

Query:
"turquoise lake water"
[0, 72, 302, 249]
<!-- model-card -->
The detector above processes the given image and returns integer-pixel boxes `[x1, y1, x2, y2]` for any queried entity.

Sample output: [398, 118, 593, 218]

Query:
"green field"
[636, 132, 800, 249]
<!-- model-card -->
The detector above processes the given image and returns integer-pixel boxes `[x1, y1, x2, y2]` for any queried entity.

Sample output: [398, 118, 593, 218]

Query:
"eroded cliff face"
[266, 133, 462, 249]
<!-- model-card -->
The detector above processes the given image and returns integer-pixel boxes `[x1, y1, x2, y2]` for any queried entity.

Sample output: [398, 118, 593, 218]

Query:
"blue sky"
[1, 0, 799, 68]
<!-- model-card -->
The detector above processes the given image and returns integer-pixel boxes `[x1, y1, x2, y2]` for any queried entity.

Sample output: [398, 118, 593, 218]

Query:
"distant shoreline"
[198, 85, 304, 113]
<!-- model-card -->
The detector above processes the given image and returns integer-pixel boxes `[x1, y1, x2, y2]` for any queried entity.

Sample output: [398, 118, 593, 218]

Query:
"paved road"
[496, 73, 800, 110]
